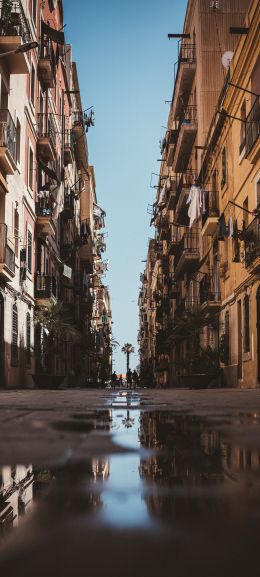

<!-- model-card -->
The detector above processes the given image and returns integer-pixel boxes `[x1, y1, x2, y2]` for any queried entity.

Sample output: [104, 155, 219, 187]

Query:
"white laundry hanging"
[186, 185, 202, 227]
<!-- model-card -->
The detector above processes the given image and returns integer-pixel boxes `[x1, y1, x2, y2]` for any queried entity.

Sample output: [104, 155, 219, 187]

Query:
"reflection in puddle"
[1, 401, 260, 575]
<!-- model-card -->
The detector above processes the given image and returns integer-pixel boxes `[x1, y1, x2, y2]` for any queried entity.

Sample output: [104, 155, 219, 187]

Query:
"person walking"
[126, 369, 132, 389]
[132, 370, 139, 389]
[111, 371, 117, 389]
[118, 374, 123, 388]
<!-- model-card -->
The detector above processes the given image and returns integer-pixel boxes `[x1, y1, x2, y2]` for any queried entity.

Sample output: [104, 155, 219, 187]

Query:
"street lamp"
[0, 41, 38, 59]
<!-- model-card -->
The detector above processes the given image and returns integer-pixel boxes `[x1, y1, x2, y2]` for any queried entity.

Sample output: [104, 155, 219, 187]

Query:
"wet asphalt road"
[0, 387, 260, 577]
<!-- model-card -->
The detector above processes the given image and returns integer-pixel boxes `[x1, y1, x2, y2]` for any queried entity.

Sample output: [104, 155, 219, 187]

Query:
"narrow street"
[0, 388, 260, 576]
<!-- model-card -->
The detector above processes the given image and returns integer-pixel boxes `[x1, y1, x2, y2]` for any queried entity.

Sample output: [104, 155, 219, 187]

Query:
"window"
[16, 118, 21, 165]
[240, 100, 246, 154]
[27, 229, 32, 274]
[26, 313, 31, 366]
[221, 147, 227, 189]
[30, 63, 35, 106]
[32, 0, 37, 26]
[14, 209, 19, 258]
[244, 294, 250, 353]
[28, 146, 34, 191]
[11, 304, 18, 367]
[243, 197, 249, 230]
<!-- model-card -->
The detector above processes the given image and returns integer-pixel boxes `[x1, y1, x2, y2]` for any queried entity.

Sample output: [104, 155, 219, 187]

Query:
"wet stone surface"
[0, 388, 260, 576]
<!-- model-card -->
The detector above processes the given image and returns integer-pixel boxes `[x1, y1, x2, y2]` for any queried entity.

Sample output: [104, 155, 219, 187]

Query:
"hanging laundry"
[186, 185, 202, 228]
[201, 189, 206, 214]
[227, 216, 234, 238]
[158, 183, 166, 207]
[218, 213, 226, 241]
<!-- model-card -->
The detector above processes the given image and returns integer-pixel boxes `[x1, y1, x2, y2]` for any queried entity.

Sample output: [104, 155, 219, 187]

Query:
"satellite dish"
[221, 51, 234, 70]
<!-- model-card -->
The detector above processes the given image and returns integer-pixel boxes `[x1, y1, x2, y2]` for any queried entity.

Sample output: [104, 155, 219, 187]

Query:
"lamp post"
[0, 41, 38, 59]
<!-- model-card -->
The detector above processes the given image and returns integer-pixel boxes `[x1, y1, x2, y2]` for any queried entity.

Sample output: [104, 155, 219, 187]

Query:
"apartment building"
[199, 0, 260, 387]
[140, 0, 255, 388]
[0, 0, 111, 387]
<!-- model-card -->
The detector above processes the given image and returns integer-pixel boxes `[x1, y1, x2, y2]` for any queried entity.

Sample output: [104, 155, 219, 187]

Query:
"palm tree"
[122, 343, 135, 372]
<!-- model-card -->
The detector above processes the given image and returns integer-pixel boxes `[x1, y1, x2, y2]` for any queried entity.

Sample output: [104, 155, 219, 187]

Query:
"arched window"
[11, 304, 18, 367]
[244, 294, 250, 353]
[26, 313, 31, 366]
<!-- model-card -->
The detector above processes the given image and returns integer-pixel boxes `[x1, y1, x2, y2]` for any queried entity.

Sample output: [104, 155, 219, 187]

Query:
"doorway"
[257, 288, 260, 383]
[237, 300, 242, 380]
[0, 294, 5, 386]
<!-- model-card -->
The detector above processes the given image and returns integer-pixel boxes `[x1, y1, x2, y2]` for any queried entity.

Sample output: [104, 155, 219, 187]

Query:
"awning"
[41, 21, 65, 45]
[37, 156, 60, 184]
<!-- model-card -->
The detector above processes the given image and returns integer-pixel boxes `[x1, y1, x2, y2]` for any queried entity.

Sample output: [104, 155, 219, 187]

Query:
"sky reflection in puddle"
[2, 401, 260, 574]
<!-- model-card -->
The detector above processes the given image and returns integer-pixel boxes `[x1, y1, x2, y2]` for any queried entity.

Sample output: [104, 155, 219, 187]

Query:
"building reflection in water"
[139, 411, 260, 522]
[0, 466, 33, 539]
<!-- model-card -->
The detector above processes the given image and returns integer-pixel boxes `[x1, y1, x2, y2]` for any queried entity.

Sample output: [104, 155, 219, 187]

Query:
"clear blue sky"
[63, 0, 187, 373]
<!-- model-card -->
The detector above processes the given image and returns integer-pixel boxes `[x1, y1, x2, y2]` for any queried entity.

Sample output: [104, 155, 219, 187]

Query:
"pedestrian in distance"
[126, 368, 133, 389]
[119, 374, 123, 388]
[111, 371, 117, 389]
[132, 369, 139, 389]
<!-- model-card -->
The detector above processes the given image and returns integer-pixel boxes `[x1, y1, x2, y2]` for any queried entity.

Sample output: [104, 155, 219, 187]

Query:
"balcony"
[172, 44, 196, 119]
[35, 274, 57, 305]
[64, 129, 74, 166]
[36, 201, 55, 238]
[245, 98, 260, 163]
[0, 223, 15, 282]
[165, 178, 177, 210]
[174, 232, 200, 280]
[62, 190, 75, 220]
[0, 0, 31, 74]
[174, 170, 198, 225]
[38, 41, 55, 89]
[173, 106, 198, 173]
[157, 215, 169, 240]
[244, 217, 260, 271]
[201, 190, 219, 236]
[165, 129, 178, 166]
[37, 113, 56, 162]
[0, 109, 16, 175]
[200, 290, 221, 312]
[175, 297, 201, 318]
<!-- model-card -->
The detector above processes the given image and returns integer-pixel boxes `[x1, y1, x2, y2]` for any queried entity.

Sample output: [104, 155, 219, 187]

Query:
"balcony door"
[237, 300, 243, 381]
[257, 288, 260, 384]
[0, 294, 4, 386]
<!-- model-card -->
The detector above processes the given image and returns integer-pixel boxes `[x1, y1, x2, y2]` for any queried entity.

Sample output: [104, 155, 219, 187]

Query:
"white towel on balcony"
[186, 185, 202, 227]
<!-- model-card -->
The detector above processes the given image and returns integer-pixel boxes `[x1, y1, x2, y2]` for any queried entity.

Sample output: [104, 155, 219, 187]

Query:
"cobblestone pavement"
[0, 387, 260, 577]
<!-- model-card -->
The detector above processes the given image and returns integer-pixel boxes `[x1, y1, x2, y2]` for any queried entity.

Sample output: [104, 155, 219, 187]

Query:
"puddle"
[1, 396, 260, 576]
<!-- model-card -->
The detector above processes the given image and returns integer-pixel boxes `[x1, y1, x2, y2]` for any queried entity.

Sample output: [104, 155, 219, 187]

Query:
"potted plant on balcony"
[33, 302, 81, 388]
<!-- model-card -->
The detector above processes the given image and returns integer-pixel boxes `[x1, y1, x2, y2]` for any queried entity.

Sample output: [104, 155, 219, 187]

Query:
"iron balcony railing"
[36, 195, 54, 217]
[0, 223, 15, 274]
[72, 110, 84, 128]
[174, 232, 199, 270]
[245, 97, 260, 157]
[175, 297, 200, 317]
[35, 274, 57, 300]
[37, 113, 56, 153]
[177, 105, 197, 130]
[64, 190, 75, 214]
[202, 190, 219, 228]
[179, 43, 196, 64]
[0, 0, 31, 42]
[244, 217, 260, 267]
[176, 169, 198, 197]
[200, 289, 221, 305]
[0, 109, 16, 162]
